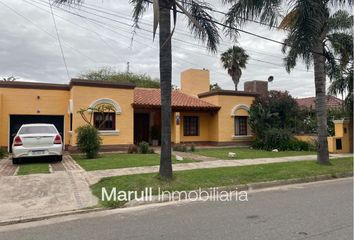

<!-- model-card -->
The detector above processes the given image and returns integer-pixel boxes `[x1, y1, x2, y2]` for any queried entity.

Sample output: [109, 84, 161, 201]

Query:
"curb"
[124, 172, 353, 207]
[0, 208, 104, 227]
[1, 173, 352, 226]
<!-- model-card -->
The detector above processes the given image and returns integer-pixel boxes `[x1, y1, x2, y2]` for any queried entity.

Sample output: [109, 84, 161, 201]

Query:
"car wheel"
[56, 155, 63, 162]
[12, 157, 20, 164]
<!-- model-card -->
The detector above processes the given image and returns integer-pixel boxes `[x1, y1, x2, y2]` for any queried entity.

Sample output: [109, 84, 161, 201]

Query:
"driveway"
[0, 155, 97, 222]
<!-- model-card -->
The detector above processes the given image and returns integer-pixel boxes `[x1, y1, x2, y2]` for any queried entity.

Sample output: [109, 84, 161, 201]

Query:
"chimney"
[180, 69, 210, 97]
[244, 80, 268, 97]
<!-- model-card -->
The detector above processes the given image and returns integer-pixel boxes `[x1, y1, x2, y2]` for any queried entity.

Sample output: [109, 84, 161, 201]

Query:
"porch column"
[173, 112, 181, 144]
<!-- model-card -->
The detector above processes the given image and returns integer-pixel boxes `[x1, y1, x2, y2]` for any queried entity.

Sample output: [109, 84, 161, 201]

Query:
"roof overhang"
[198, 90, 259, 98]
[132, 104, 220, 112]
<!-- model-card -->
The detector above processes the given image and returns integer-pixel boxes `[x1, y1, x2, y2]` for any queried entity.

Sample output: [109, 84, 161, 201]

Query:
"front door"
[134, 113, 150, 144]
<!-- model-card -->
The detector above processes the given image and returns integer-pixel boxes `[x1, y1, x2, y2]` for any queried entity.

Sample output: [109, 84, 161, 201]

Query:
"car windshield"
[19, 126, 57, 134]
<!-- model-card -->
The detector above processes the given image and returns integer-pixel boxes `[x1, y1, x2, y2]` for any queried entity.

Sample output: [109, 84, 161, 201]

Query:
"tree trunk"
[158, 4, 173, 178]
[313, 41, 330, 164]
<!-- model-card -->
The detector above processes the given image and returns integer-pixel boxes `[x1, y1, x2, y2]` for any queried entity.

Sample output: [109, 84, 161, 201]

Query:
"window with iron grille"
[184, 116, 199, 136]
[94, 112, 116, 130]
[235, 116, 248, 136]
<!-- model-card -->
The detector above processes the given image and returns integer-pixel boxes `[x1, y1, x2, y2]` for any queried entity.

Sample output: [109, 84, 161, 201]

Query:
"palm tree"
[220, 46, 249, 90]
[223, 0, 352, 164]
[56, 0, 220, 179]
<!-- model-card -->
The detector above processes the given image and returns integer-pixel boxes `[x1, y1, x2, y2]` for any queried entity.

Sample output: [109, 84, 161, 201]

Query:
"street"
[0, 178, 352, 240]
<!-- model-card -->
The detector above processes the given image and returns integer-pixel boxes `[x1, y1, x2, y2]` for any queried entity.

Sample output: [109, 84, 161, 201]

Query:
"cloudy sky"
[0, 0, 324, 98]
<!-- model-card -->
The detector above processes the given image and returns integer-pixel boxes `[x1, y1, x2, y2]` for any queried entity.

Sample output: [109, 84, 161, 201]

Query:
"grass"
[195, 147, 316, 160]
[73, 153, 197, 171]
[91, 157, 353, 208]
[17, 163, 50, 175]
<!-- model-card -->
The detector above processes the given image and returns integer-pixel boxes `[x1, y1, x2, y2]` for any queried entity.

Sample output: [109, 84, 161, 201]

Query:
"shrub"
[138, 141, 150, 154]
[173, 145, 188, 152]
[0, 148, 7, 159]
[76, 125, 101, 159]
[287, 139, 316, 151]
[190, 143, 196, 152]
[251, 139, 265, 150]
[262, 128, 291, 151]
[252, 130, 316, 151]
[127, 144, 138, 154]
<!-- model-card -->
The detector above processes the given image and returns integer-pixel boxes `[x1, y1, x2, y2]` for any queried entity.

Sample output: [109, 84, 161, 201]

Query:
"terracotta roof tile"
[296, 95, 344, 109]
[134, 88, 220, 111]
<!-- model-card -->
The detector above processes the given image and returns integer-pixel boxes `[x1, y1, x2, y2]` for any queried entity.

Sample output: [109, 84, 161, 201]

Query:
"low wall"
[294, 134, 317, 143]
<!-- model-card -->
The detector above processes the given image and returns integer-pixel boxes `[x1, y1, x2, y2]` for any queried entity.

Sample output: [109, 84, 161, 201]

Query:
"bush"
[190, 143, 196, 152]
[173, 145, 188, 152]
[252, 129, 316, 151]
[287, 139, 316, 151]
[262, 128, 291, 151]
[138, 141, 150, 154]
[127, 144, 138, 154]
[76, 125, 101, 159]
[0, 148, 7, 159]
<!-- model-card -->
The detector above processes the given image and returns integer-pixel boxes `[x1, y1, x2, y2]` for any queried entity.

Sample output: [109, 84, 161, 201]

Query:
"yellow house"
[0, 69, 262, 152]
[328, 119, 353, 153]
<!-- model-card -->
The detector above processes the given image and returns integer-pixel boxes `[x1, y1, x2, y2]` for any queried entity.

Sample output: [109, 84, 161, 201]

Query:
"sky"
[0, 0, 326, 98]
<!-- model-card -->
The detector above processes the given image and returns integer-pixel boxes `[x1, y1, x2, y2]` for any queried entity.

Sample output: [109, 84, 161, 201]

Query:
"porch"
[132, 88, 221, 145]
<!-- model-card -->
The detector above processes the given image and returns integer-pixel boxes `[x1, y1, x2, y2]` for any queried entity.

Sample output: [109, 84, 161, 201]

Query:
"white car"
[12, 124, 63, 164]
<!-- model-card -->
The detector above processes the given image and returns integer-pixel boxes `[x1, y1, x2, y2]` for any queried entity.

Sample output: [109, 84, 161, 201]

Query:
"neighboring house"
[296, 95, 344, 110]
[0, 69, 264, 152]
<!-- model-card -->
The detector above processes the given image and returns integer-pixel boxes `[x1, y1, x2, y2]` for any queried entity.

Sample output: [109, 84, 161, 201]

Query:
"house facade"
[0, 69, 263, 152]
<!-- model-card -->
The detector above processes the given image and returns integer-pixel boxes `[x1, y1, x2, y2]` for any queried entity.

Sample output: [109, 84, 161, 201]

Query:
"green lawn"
[73, 154, 197, 171]
[195, 147, 316, 159]
[17, 163, 50, 175]
[91, 157, 352, 208]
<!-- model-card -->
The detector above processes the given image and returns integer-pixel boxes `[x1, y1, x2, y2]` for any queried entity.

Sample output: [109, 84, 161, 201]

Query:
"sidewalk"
[86, 153, 352, 184]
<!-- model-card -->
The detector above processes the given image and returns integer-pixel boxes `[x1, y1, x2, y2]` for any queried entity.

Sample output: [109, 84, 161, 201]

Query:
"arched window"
[88, 98, 121, 132]
[231, 104, 250, 136]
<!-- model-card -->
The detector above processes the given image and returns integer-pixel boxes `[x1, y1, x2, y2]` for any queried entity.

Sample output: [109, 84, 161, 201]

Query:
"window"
[234, 116, 248, 136]
[70, 113, 73, 131]
[19, 126, 57, 134]
[94, 112, 116, 131]
[184, 116, 199, 136]
[336, 139, 342, 150]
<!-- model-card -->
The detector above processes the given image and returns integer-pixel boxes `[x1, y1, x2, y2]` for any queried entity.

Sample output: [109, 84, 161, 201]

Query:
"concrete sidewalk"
[86, 153, 352, 184]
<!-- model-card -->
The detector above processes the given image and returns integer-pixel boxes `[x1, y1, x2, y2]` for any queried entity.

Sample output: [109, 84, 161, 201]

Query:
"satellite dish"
[268, 76, 274, 82]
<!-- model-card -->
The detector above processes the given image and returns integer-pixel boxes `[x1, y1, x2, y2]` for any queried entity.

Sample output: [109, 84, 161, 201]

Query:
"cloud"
[0, 0, 323, 97]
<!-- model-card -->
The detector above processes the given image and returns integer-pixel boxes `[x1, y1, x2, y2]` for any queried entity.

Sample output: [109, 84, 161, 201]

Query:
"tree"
[210, 83, 222, 91]
[2, 76, 16, 81]
[56, 0, 220, 179]
[249, 90, 300, 137]
[80, 68, 160, 88]
[224, 0, 352, 164]
[220, 45, 249, 90]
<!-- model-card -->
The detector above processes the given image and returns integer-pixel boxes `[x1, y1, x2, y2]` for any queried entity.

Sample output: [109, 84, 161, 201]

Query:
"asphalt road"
[0, 178, 352, 240]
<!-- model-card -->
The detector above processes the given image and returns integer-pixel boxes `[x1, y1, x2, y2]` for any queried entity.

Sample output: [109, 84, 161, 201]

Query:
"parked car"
[12, 124, 63, 164]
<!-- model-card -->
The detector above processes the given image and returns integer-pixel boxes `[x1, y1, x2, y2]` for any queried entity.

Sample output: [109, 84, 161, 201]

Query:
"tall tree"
[220, 45, 249, 90]
[224, 0, 352, 164]
[56, 0, 220, 179]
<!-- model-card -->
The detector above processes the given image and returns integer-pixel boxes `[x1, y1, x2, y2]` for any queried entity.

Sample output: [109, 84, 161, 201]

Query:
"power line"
[174, 0, 283, 30]
[53, 0, 285, 59]
[38, 0, 312, 72]
[142, 0, 333, 59]
[0, 0, 98, 64]
[48, 0, 70, 79]
[24, 0, 128, 61]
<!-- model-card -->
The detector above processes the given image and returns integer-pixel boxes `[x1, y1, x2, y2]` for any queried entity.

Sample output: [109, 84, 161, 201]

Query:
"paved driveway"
[0, 156, 97, 222]
[0, 157, 18, 176]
